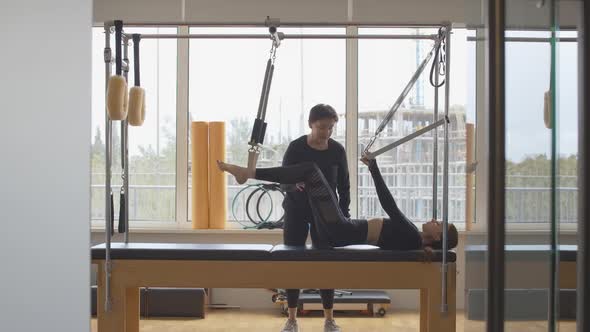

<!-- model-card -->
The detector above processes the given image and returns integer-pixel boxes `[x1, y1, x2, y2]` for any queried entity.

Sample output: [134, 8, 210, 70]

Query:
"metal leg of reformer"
[122, 35, 130, 244]
[103, 21, 114, 313]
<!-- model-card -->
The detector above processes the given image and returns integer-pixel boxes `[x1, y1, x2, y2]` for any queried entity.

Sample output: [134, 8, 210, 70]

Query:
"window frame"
[471, 27, 579, 233]
[90, 25, 181, 229]
[91, 24, 576, 233]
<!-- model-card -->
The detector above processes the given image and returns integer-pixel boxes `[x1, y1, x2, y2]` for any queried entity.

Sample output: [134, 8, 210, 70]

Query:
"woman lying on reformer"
[217, 155, 458, 253]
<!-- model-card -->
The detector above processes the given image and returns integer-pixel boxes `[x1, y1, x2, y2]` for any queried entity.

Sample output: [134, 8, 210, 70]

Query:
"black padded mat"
[92, 243, 274, 260]
[465, 244, 577, 262]
[270, 244, 456, 262]
[92, 243, 456, 262]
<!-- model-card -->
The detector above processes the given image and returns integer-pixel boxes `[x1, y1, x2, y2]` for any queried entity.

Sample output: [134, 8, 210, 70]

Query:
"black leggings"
[258, 160, 421, 251]
[283, 209, 334, 309]
[368, 160, 422, 250]
[256, 162, 367, 248]
[368, 160, 413, 229]
[286, 289, 335, 310]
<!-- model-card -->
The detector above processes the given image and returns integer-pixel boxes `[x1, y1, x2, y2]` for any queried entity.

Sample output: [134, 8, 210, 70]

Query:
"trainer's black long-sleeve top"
[282, 135, 350, 217]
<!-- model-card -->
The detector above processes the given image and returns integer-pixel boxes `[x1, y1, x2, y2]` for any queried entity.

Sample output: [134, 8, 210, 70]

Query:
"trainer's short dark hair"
[308, 104, 339, 123]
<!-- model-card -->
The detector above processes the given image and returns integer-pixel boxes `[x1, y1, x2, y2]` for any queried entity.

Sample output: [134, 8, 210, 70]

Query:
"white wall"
[466, 0, 580, 28]
[0, 1, 92, 331]
[93, 0, 580, 27]
[93, 0, 464, 25]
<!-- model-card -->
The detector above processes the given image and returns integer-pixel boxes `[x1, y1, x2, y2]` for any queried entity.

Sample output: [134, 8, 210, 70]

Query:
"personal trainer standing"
[280, 104, 350, 332]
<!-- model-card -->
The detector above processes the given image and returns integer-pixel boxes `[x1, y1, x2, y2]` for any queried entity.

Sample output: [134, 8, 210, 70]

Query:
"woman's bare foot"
[216, 160, 251, 184]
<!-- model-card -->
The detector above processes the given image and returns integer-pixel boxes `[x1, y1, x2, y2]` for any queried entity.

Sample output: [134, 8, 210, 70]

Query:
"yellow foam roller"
[128, 86, 145, 126]
[106, 75, 128, 120]
[191, 122, 210, 229]
[208, 121, 226, 229]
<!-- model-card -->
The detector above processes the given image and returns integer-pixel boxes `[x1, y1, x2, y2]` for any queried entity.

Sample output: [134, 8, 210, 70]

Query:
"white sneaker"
[281, 319, 299, 332]
[324, 319, 342, 332]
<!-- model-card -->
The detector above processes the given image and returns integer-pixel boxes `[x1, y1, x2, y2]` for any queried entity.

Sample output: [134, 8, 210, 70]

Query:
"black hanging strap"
[132, 34, 141, 87]
[114, 20, 123, 76]
[118, 190, 126, 234]
[429, 27, 446, 88]
[110, 191, 115, 236]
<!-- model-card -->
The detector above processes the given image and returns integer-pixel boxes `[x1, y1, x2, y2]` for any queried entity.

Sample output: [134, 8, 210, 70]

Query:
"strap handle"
[133, 34, 141, 86]
[114, 20, 123, 76]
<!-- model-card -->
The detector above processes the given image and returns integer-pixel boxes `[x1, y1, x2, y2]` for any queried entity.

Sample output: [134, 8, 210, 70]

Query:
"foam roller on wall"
[128, 86, 145, 126]
[190, 122, 210, 229]
[107, 75, 128, 120]
[543, 90, 552, 129]
[123, 83, 128, 116]
[140, 93, 146, 123]
[208, 122, 226, 229]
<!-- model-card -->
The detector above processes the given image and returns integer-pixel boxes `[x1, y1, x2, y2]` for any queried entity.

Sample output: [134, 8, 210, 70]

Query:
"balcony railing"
[91, 182, 578, 225]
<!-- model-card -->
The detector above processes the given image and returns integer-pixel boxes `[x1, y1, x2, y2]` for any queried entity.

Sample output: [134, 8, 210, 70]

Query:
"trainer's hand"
[295, 182, 306, 191]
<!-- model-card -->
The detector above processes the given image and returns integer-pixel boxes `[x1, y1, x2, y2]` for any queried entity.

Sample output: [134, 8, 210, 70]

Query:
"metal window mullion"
[487, 0, 506, 331]
[474, 27, 489, 233]
[549, 2, 558, 329]
[346, 26, 359, 218]
[176, 25, 190, 226]
[577, 2, 590, 331]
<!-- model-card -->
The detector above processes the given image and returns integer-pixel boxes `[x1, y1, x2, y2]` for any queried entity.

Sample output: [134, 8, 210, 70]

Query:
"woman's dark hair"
[308, 104, 339, 123]
[431, 223, 459, 250]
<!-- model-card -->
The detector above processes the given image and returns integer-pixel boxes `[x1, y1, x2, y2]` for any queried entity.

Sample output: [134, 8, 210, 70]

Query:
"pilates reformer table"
[464, 245, 577, 320]
[465, 245, 577, 290]
[92, 243, 457, 332]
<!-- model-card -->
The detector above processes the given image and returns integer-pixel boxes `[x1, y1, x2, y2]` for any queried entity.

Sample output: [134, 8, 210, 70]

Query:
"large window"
[503, 30, 578, 225]
[91, 27, 177, 224]
[357, 28, 469, 224]
[187, 27, 346, 225]
[88, 25, 519, 230]
[556, 31, 578, 225]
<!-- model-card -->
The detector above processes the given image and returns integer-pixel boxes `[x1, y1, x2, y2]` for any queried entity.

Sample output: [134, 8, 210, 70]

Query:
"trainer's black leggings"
[285, 289, 335, 309]
[283, 210, 335, 309]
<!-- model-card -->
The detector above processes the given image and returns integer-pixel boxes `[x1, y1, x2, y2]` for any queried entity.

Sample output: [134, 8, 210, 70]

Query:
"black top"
[368, 159, 423, 250]
[282, 135, 350, 217]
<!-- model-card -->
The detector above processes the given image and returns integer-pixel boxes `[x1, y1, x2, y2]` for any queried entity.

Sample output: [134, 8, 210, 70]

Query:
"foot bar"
[367, 116, 449, 159]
